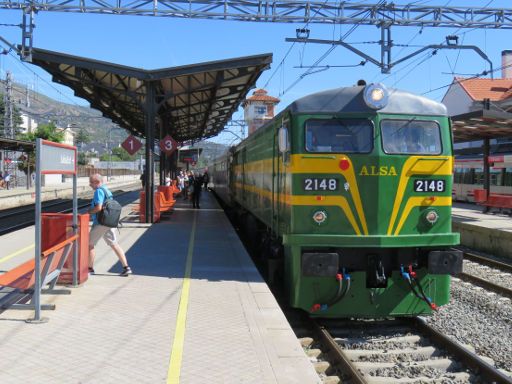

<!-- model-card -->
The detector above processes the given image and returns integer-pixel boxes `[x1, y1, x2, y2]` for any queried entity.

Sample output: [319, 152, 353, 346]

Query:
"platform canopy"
[451, 107, 512, 143]
[0, 137, 35, 152]
[29, 47, 272, 142]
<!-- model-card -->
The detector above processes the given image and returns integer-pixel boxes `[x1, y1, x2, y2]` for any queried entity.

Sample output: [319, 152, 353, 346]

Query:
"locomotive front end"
[286, 84, 462, 317]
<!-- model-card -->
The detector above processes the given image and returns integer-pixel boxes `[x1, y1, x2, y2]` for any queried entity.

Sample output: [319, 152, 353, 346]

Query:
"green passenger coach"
[211, 83, 462, 317]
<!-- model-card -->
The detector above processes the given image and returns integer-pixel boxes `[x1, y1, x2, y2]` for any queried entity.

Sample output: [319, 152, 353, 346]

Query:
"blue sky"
[0, 1, 511, 145]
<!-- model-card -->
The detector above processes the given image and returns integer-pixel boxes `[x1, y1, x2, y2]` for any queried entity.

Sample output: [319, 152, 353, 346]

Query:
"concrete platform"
[0, 190, 320, 383]
[453, 202, 512, 260]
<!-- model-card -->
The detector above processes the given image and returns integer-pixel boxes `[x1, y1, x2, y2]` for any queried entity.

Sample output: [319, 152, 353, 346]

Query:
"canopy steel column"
[144, 81, 156, 223]
[161, 114, 171, 183]
[483, 138, 490, 214]
[159, 126, 165, 186]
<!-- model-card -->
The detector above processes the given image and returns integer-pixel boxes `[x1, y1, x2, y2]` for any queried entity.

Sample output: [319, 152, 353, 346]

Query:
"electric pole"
[1, 71, 14, 177]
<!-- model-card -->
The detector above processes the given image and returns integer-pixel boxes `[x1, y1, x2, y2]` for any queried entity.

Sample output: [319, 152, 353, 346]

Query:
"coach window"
[381, 119, 442, 155]
[305, 119, 373, 153]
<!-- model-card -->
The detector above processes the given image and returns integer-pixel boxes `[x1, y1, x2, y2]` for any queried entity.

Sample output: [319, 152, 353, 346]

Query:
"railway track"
[458, 250, 512, 299]
[0, 185, 140, 235]
[298, 317, 512, 384]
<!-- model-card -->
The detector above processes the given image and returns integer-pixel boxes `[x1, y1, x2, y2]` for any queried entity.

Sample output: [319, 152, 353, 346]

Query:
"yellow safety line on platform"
[167, 211, 197, 384]
[0, 244, 35, 265]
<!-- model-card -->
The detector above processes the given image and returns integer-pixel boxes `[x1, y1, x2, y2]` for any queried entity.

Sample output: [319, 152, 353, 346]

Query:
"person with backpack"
[87, 173, 132, 276]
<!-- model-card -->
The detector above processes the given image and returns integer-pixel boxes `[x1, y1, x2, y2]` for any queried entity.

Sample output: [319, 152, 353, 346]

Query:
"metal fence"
[76, 166, 141, 178]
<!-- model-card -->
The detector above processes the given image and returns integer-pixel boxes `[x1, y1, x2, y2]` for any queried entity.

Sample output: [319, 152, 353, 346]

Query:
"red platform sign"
[121, 135, 142, 155]
[160, 135, 178, 155]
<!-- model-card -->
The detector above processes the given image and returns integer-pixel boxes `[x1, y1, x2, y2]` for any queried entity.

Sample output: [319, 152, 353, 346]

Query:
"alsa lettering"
[359, 165, 397, 176]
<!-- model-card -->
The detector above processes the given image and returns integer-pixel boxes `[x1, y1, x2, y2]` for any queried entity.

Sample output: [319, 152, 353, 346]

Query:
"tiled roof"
[245, 88, 280, 103]
[456, 77, 512, 101]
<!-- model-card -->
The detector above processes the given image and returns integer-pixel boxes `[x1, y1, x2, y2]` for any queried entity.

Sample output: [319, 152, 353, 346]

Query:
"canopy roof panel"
[0, 137, 35, 152]
[451, 108, 512, 143]
[29, 48, 272, 141]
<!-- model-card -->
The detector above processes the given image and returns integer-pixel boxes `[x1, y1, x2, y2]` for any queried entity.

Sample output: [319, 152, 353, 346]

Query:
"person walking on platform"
[87, 173, 132, 276]
[191, 172, 203, 209]
[140, 167, 146, 189]
[203, 170, 209, 191]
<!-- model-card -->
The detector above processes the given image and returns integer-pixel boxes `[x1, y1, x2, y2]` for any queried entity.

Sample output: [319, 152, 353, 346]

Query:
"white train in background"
[453, 154, 512, 202]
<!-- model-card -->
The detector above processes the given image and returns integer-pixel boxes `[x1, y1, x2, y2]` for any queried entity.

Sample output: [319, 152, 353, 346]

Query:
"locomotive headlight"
[313, 210, 328, 225]
[425, 210, 439, 225]
[363, 83, 389, 110]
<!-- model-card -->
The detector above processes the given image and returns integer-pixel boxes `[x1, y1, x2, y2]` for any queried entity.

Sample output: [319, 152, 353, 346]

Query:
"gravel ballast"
[426, 278, 512, 372]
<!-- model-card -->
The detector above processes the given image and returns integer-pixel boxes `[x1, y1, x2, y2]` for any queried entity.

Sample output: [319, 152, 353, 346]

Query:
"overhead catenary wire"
[279, 0, 388, 96]
[266, 0, 389, 94]
[422, 61, 512, 96]
[373, 18, 492, 90]
[262, 0, 333, 90]
[0, 39, 85, 109]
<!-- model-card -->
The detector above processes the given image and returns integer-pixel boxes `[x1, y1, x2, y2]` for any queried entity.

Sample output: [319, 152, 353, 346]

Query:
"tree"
[18, 121, 65, 142]
[74, 129, 91, 149]
[17, 122, 65, 174]
[77, 152, 89, 166]
[100, 146, 137, 162]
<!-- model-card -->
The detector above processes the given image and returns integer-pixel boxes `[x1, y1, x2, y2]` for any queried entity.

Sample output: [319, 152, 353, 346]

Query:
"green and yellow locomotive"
[212, 83, 462, 317]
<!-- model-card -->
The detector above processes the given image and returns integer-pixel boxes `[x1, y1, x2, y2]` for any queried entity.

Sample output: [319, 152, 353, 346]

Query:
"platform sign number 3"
[160, 135, 178, 156]
[121, 135, 143, 156]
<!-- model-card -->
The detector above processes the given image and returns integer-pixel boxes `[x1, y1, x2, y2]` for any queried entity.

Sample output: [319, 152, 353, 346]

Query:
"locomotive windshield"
[381, 119, 442, 155]
[305, 119, 373, 153]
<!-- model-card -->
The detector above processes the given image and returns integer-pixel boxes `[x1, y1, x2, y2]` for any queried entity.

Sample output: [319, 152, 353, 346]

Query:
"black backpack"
[97, 186, 122, 228]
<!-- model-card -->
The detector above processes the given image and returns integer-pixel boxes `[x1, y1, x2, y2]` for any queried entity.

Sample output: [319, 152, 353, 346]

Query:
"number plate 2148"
[303, 178, 338, 191]
[414, 179, 445, 192]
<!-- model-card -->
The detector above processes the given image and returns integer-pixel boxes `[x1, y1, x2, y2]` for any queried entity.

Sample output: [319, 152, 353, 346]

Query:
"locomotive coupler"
[367, 254, 387, 288]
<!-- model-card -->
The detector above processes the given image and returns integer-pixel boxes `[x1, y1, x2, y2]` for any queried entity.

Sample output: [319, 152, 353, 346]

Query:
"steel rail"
[411, 317, 512, 384]
[0, 201, 92, 236]
[0, 189, 137, 236]
[463, 251, 512, 274]
[458, 272, 512, 300]
[0, 199, 76, 220]
[311, 320, 366, 384]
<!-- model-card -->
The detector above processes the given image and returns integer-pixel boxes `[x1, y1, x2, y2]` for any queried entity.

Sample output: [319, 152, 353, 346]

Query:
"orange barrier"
[41, 213, 90, 285]
[0, 235, 78, 290]
[0, 235, 78, 309]
[473, 189, 488, 203]
[473, 189, 512, 209]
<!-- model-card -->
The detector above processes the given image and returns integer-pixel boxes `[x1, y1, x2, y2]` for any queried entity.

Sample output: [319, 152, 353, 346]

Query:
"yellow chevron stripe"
[292, 195, 361, 235]
[233, 182, 361, 235]
[289, 155, 367, 234]
[393, 196, 452, 235]
[387, 156, 453, 235]
[233, 154, 368, 235]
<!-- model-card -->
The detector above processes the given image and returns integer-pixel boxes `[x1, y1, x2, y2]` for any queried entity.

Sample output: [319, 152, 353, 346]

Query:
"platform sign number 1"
[160, 135, 178, 156]
[121, 135, 142, 156]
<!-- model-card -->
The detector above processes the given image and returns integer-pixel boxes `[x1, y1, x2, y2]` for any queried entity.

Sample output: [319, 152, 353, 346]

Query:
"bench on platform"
[0, 235, 78, 311]
[473, 189, 512, 213]
[157, 191, 175, 212]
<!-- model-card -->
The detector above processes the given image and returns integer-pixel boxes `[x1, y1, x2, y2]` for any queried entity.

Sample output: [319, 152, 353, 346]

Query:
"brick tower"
[243, 89, 280, 135]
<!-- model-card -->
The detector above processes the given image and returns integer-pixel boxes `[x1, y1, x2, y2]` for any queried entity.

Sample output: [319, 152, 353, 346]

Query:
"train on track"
[210, 83, 462, 317]
[453, 154, 512, 202]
